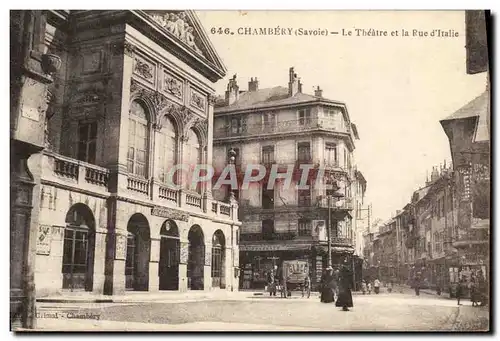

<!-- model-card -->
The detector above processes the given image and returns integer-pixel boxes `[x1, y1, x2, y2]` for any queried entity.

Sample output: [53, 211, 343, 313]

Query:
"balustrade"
[85, 166, 109, 186]
[127, 176, 149, 195]
[54, 158, 79, 180]
[185, 192, 202, 208]
[159, 185, 178, 202]
[215, 117, 351, 138]
[44, 151, 109, 190]
[219, 203, 231, 216]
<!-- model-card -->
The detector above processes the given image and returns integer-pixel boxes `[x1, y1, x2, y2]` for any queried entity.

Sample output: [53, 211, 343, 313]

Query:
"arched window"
[157, 117, 177, 183]
[183, 129, 201, 191]
[184, 129, 201, 167]
[128, 101, 149, 178]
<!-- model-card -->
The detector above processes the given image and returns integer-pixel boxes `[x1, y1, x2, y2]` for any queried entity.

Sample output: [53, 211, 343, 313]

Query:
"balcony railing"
[185, 192, 202, 208]
[219, 203, 231, 216]
[158, 185, 178, 202]
[316, 196, 354, 210]
[42, 151, 110, 192]
[240, 232, 297, 242]
[127, 176, 149, 195]
[215, 117, 351, 139]
[42, 153, 239, 222]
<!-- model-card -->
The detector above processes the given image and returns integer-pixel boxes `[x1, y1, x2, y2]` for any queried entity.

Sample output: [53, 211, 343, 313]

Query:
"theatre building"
[213, 70, 366, 290]
[22, 10, 240, 298]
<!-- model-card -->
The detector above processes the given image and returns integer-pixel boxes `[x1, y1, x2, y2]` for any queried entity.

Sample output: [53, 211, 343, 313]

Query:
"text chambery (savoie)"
[237, 27, 329, 36]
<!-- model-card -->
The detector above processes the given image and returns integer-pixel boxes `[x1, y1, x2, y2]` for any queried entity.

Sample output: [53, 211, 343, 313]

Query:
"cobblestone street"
[34, 291, 489, 332]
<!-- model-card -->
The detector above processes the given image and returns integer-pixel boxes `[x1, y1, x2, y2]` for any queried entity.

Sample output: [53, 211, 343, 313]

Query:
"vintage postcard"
[10, 10, 490, 332]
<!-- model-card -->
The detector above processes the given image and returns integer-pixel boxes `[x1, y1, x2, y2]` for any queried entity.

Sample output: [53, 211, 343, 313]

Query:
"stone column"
[108, 40, 136, 193]
[204, 242, 212, 291]
[178, 240, 189, 292]
[111, 229, 128, 295]
[206, 94, 215, 195]
[225, 245, 232, 291]
[92, 227, 108, 294]
[149, 237, 160, 292]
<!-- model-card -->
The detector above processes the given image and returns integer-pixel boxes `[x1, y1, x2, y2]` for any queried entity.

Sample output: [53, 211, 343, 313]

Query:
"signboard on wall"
[180, 242, 189, 264]
[36, 225, 52, 255]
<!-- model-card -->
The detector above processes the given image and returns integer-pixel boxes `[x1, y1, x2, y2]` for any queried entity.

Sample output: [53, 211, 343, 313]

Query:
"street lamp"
[326, 184, 345, 267]
[227, 148, 237, 201]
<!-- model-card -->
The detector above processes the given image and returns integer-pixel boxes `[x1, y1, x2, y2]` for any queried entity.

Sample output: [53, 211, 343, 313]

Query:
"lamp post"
[326, 185, 345, 267]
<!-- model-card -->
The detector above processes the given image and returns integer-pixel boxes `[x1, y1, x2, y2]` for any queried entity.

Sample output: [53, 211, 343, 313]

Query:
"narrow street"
[35, 291, 489, 331]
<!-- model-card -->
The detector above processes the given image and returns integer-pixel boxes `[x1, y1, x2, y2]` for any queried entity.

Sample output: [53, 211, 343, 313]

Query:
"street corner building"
[10, 10, 241, 328]
[212, 69, 369, 291]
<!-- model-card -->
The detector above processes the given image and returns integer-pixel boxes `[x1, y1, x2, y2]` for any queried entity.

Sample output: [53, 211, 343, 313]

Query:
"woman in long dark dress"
[336, 262, 354, 311]
[320, 267, 335, 303]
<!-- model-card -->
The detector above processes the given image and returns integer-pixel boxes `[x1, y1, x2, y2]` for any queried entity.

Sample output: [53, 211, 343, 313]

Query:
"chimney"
[314, 86, 323, 98]
[225, 74, 239, 105]
[248, 77, 259, 92]
[288, 67, 300, 97]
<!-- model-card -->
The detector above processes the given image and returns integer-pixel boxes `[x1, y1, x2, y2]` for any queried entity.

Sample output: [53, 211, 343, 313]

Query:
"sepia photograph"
[9, 8, 491, 332]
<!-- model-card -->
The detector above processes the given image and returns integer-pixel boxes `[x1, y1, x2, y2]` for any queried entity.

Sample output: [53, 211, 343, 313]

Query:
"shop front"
[239, 244, 312, 290]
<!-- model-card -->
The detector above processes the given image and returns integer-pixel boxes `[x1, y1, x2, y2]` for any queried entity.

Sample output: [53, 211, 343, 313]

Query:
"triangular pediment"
[143, 10, 226, 74]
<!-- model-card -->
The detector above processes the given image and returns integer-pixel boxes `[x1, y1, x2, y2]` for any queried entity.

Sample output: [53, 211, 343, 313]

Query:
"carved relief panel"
[133, 55, 156, 85]
[162, 70, 184, 103]
[189, 88, 206, 113]
[81, 50, 103, 75]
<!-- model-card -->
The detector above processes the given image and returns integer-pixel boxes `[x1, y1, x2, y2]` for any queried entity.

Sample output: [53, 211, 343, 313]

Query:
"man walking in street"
[374, 278, 381, 294]
[414, 271, 422, 296]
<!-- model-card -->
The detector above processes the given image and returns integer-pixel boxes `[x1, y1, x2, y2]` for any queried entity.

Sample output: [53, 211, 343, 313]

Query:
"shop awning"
[239, 244, 311, 252]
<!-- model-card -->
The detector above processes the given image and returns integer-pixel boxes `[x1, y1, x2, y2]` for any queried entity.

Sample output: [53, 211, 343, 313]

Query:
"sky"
[196, 10, 487, 222]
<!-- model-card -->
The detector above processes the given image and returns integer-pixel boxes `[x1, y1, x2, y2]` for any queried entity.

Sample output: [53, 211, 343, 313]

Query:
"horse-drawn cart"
[281, 260, 310, 298]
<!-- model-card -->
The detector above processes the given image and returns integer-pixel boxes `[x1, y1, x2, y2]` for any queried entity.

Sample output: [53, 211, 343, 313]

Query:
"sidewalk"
[37, 290, 255, 304]
[20, 319, 323, 332]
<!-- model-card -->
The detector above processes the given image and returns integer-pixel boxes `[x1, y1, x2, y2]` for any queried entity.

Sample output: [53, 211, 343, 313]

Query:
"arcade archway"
[159, 220, 180, 290]
[62, 204, 96, 291]
[188, 225, 205, 290]
[211, 230, 226, 288]
[126, 213, 151, 291]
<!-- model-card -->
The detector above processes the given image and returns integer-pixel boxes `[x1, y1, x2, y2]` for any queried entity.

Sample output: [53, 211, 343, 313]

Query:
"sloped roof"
[215, 87, 345, 113]
[441, 90, 489, 121]
[412, 186, 430, 203]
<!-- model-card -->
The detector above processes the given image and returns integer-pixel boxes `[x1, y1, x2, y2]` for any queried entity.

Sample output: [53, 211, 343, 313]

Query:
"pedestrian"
[319, 266, 335, 303]
[477, 270, 487, 306]
[302, 273, 311, 298]
[374, 278, 381, 294]
[387, 279, 393, 293]
[335, 259, 354, 311]
[267, 267, 278, 297]
[470, 273, 479, 307]
[414, 271, 421, 296]
[367, 281, 372, 294]
[457, 275, 466, 306]
[333, 268, 340, 301]
[361, 280, 367, 295]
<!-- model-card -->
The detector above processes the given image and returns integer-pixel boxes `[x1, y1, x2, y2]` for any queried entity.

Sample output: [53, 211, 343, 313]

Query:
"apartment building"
[213, 68, 368, 289]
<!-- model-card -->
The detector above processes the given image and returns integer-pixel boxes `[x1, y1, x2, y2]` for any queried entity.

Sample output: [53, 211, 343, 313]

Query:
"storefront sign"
[115, 233, 127, 260]
[151, 206, 189, 222]
[36, 225, 52, 255]
[239, 244, 311, 252]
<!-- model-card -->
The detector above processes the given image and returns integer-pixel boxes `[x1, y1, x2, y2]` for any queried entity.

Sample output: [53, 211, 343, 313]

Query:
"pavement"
[22, 288, 489, 332]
